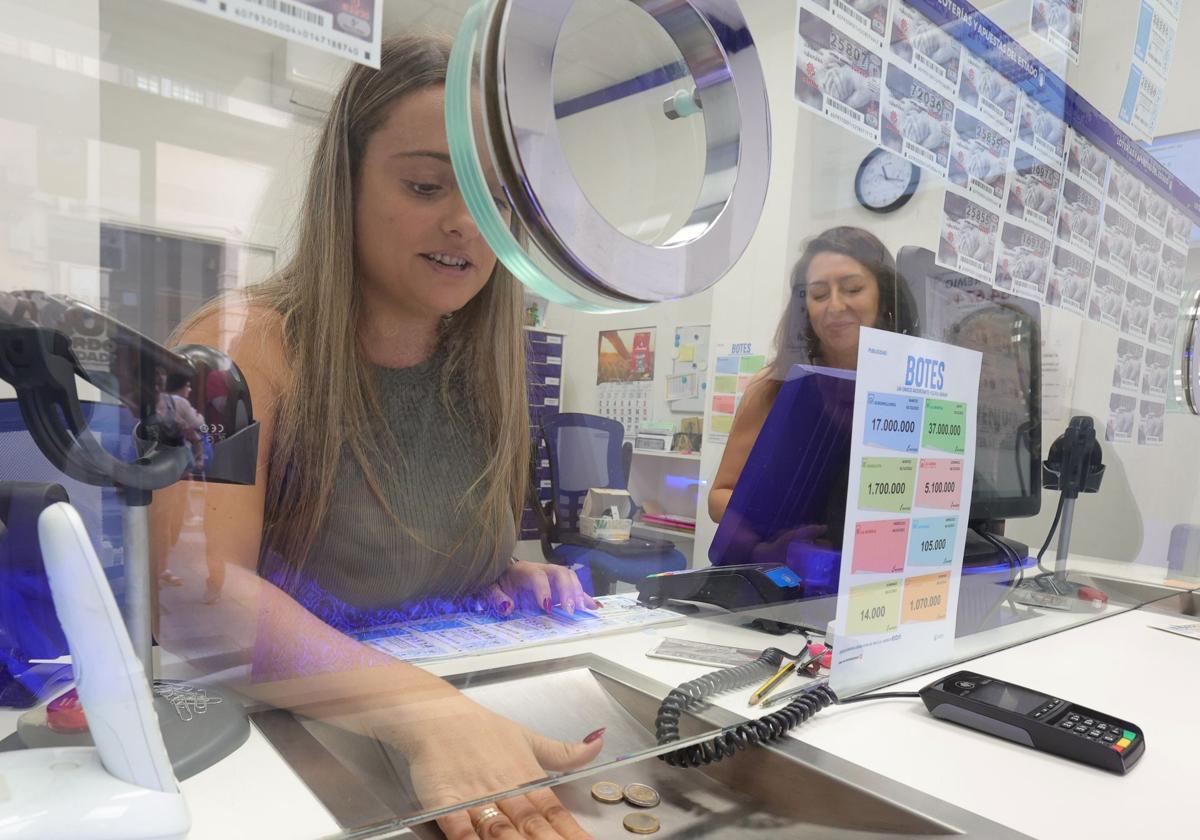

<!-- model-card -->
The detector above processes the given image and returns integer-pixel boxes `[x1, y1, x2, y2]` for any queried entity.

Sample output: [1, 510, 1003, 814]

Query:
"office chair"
[531, 413, 686, 595]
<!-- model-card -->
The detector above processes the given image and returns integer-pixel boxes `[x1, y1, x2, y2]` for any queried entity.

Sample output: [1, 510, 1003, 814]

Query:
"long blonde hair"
[239, 35, 528, 583]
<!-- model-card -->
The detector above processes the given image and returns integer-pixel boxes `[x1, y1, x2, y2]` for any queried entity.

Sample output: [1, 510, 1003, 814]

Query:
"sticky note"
[847, 579, 902, 635]
[851, 519, 909, 574]
[714, 375, 738, 393]
[679, 344, 695, 362]
[907, 517, 957, 567]
[712, 395, 736, 414]
[715, 356, 740, 375]
[864, 391, 922, 453]
[915, 459, 964, 509]
[922, 398, 968, 454]
[857, 457, 916, 513]
[901, 571, 951, 623]
[711, 415, 734, 433]
[739, 355, 766, 374]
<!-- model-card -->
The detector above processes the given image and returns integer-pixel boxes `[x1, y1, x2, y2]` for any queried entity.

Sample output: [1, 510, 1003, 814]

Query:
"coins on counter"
[590, 781, 624, 804]
[622, 813, 661, 835]
[622, 783, 661, 808]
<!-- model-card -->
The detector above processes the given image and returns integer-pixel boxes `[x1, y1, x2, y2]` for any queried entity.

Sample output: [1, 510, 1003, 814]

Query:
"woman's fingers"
[436, 810, 481, 840]
[487, 582, 514, 617]
[562, 567, 600, 610]
[523, 568, 554, 613]
[497, 795, 568, 840]
[545, 565, 584, 615]
[523, 727, 604, 773]
[524, 788, 591, 840]
[440, 804, 529, 840]
[444, 793, 590, 840]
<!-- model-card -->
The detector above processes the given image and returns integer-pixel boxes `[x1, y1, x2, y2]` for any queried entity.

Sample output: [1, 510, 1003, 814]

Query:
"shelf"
[632, 521, 697, 539]
[631, 448, 702, 461]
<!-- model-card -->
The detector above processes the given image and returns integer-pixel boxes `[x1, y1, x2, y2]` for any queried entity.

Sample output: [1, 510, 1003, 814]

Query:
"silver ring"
[473, 805, 504, 833]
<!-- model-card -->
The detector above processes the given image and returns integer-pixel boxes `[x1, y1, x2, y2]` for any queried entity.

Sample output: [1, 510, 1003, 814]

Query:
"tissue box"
[579, 488, 633, 542]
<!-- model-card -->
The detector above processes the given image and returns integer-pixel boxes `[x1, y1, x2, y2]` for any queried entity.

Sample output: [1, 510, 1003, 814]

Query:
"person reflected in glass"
[152, 35, 600, 840]
[709, 226, 909, 523]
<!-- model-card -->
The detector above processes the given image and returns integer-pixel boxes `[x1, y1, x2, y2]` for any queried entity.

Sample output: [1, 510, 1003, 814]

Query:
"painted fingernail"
[582, 727, 606, 744]
[543, 597, 552, 612]
[565, 599, 575, 614]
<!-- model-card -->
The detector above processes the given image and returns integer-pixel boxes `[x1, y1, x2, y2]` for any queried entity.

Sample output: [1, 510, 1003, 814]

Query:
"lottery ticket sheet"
[355, 595, 684, 664]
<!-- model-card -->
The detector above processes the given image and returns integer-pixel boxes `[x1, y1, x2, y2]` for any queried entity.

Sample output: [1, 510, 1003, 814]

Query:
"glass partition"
[2, 0, 1199, 838]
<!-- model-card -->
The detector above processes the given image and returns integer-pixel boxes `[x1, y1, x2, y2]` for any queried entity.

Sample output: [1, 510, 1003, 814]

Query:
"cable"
[836, 690, 920, 704]
[976, 529, 1024, 630]
[655, 650, 920, 768]
[1036, 494, 1066, 575]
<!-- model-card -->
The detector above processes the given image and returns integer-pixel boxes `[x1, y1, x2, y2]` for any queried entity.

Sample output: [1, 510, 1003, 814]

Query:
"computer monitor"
[895, 246, 1042, 561]
[1143, 130, 1200, 245]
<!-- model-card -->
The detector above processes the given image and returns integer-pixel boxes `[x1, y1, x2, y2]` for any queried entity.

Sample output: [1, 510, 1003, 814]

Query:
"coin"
[623, 813, 660, 835]
[623, 782, 661, 808]
[590, 781, 624, 804]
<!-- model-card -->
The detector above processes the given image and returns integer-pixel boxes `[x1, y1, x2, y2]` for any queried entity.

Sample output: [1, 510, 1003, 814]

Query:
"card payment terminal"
[920, 671, 1144, 774]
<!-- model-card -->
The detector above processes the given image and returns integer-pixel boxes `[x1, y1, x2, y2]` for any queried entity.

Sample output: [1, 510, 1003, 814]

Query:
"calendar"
[597, 381, 653, 438]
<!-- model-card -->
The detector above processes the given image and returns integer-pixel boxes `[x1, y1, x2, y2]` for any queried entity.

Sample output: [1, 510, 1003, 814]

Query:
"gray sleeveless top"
[302, 352, 515, 610]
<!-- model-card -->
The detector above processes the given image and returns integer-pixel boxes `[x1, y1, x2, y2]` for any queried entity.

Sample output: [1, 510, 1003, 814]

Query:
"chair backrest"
[0, 400, 131, 668]
[541, 413, 627, 535]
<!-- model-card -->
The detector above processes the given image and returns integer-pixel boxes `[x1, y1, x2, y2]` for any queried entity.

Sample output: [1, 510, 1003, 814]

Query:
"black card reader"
[919, 671, 1144, 774]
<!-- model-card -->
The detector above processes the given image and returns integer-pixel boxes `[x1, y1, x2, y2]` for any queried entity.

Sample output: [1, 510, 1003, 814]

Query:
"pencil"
[749, 659, 797, 706]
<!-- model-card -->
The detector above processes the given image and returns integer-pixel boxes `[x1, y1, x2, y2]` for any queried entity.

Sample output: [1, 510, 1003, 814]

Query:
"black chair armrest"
[527, 432, 564, 562]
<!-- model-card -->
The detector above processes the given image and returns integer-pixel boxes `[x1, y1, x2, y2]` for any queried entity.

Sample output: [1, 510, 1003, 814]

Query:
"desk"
[11, 564, 1200, 839]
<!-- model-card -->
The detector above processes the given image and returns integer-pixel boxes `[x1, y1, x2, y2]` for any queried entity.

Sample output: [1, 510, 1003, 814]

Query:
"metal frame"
[482, 0, 771, 303]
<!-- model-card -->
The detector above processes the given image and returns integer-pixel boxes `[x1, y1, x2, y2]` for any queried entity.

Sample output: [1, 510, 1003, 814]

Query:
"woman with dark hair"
[708, 226, 912, 522]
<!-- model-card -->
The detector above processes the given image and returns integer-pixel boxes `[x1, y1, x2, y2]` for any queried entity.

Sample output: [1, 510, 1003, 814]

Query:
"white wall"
[97, 0, 318, 261]
[0, 0, 102, 402]
[686, 0, 1200, 571]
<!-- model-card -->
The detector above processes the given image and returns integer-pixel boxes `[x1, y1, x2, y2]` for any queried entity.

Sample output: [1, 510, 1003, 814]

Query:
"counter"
[9, 556, 1198, 839]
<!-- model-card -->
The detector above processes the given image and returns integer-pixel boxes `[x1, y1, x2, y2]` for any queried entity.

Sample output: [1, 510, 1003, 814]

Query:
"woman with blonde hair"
[154, 34, 600, 840]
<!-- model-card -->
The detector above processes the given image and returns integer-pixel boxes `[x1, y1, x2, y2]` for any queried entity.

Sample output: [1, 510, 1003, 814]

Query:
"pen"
[760, 679, 829, 709]
[749, 645, 827, 707]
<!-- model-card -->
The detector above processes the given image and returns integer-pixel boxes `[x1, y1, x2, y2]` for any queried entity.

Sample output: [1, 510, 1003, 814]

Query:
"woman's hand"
[379, 691, 604, 839]
[488, 560, 600, 616]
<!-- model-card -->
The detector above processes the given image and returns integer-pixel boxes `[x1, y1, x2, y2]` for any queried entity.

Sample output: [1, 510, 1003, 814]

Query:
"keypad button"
[1088, 729, 1102, 737]
[1122, 730, 1137, 742]
[1082, 718, 1095, 727]
[1101, 734, 1117, 744]
[1095, 723, 1107, 731]
[1067, 714, 1080, 723]
[1074, 725, 1088, 733]
[1060, 720, 1075, 729]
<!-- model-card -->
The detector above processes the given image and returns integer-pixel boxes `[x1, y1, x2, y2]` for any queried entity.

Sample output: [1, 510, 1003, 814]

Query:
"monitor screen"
[1143, 131, 1200, 245]
[896, 247, 1042, 522]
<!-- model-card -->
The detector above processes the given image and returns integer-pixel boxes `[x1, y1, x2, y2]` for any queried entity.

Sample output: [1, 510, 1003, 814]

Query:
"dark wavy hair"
[767, 226, 915, 378]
